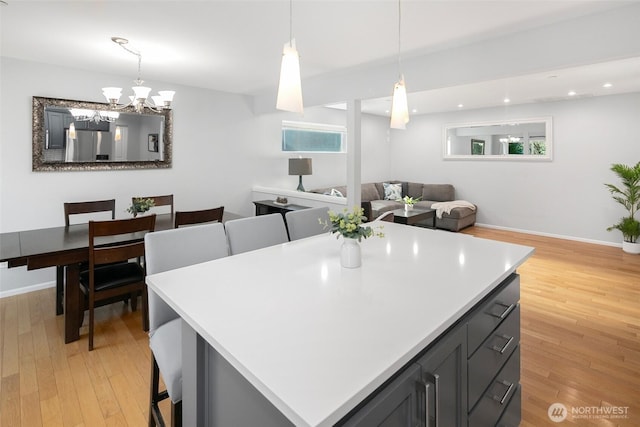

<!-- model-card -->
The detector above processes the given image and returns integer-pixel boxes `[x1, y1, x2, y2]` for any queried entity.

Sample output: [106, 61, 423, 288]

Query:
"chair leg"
[149, 354, 160, 427]
[142, 286, 149, 332]
[56, 266, 64, 315]
[88, 296, 95, 351]
[171, 400, 182, 427]
[131, 292, 138, 311]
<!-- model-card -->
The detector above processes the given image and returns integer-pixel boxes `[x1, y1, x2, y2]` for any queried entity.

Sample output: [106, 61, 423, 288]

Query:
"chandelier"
[68, 109, 119, 123]
[102, 37, 175, 114]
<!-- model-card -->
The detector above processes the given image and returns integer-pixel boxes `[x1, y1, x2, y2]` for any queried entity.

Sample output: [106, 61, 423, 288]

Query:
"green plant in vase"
[402, 195, 421, 210]
[127, 198, 155, 217]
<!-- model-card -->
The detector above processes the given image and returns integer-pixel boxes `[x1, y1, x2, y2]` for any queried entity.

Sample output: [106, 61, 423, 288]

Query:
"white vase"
[622, 241, 640, 254]
[341, 238, 362, 268]
[404, 204, 413, 211]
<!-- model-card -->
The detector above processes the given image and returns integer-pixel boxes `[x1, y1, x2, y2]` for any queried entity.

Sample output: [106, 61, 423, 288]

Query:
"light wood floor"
[1, 227, 639, 426]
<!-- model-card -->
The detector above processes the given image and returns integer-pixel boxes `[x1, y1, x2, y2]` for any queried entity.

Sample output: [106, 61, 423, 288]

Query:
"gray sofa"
[310, 181, 477, 232]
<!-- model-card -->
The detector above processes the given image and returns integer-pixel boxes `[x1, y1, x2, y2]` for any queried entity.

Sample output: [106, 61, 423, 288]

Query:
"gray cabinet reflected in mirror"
[32, 96, 172, 171]
[443, 117, 552, 161]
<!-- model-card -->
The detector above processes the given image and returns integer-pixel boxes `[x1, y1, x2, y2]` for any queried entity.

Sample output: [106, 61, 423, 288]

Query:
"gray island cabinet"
[146, 223, 533, 426]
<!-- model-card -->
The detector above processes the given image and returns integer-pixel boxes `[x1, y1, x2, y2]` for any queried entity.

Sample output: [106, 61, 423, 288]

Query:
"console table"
[146, 223, 534, 426]
[253, 199, 310, 217]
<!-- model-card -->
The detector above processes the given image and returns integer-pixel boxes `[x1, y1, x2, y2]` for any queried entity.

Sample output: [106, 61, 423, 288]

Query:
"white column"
[346, 100, 362, 212]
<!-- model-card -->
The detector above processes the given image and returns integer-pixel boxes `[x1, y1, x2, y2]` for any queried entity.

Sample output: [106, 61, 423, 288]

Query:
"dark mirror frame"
[32, 96, 173, 171]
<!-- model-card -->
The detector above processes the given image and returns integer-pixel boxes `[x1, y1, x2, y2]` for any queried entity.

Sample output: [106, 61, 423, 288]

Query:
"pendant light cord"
[114, 38, 143, 83]
[289, 0, 293, 44]
[397, 0, 402, 79]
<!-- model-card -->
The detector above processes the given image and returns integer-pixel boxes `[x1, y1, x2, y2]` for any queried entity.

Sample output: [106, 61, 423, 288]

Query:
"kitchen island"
[146, 222, 534, 426]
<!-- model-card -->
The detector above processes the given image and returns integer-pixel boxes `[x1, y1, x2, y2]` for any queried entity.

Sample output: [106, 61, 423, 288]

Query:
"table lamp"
[289, 158, 312, 192]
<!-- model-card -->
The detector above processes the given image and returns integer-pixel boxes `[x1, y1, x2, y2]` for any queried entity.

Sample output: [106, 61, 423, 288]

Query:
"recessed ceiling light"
[411, 108, 417, 113]
[603, 82, 613, 88]
[457, 104, 464, 108]
[568, 91, 577, 96]
[504, 98, 510, 103]
[385, 109, 390, 114]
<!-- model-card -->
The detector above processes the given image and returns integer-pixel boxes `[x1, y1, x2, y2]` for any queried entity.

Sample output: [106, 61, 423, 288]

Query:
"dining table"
[0, 211, 242, 343]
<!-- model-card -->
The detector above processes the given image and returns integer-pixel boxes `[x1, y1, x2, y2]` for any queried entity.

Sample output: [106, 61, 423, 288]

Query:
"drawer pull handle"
[492, 380, 515, 405]
[419, 373, 440, 427]
[487, 302, 515, 319]
[491, 334, 515, 354]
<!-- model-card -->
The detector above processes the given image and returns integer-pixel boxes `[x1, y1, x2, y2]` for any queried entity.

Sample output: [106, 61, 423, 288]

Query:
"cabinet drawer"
[468, 305, 520, 409]
[496, 385, 521, 427]
[468, 347, 520, 427]
[468, 274, 519, 357]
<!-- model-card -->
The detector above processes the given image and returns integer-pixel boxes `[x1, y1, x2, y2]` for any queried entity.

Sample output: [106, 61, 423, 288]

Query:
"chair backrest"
[144, 222, 228, 333]
[133, 194, 174, 215]
[285, 207, 330, 240]
[224, 213, 289, 255]
[174, 206, 224, 228]
[64, 199, 116, 226]
[88, 215, 156, 271]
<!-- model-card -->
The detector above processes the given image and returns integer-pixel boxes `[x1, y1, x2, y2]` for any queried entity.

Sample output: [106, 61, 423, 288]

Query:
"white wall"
[388, 92, 640, 245]
[2, 56, 639, 294]
[0, 58, 392, 294]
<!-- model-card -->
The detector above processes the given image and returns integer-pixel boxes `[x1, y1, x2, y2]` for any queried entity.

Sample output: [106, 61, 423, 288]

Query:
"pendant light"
[390, 0, 409, 129]
[276, 0, 304, 113]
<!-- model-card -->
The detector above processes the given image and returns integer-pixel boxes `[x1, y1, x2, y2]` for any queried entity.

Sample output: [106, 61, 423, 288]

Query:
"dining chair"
[79, 214, 156, 351]
[133, 194, 174, 215]
[224, 213, 289, 255]
[144, 222, 229, 427]
[285, 207, 330, 240]
[56, 199, 117, 315]
[174, 206, 224, 228]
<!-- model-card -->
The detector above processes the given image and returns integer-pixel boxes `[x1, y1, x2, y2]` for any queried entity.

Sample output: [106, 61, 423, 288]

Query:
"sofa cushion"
[383, 182, 403, 200]
[407, 182, 424, 199]
[361, 183, 381, 202]
[422, 184, 455, 202]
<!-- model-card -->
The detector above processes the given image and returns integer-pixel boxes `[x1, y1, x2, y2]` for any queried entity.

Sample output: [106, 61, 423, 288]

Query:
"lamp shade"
[390, 77, 409, 130]
[276, 40, 304, 114]
[289, 158, 312, 176]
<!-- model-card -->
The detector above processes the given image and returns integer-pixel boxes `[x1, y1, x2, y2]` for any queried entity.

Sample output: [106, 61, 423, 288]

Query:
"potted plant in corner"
[605, 162, 640, 254]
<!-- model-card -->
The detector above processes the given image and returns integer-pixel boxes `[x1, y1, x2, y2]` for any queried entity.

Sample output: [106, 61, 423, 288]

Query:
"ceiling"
[1, 1, 639, 116]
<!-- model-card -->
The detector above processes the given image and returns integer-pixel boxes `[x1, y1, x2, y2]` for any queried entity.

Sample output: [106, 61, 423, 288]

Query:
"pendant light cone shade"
[390, 77, 409, 129]
[276, 40, 304, 113]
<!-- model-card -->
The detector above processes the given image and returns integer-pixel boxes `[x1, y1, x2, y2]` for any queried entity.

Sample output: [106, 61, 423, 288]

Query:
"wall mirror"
[32, 96, 172, 171]
[443, 117, 552, 161]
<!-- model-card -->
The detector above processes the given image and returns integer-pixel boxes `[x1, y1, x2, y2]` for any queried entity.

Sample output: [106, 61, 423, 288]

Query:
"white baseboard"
[0, 280, 56, 299]
[474, 223, 621, 248]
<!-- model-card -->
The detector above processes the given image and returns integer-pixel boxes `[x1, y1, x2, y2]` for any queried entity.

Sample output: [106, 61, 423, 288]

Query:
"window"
[282, 121, 346, 152]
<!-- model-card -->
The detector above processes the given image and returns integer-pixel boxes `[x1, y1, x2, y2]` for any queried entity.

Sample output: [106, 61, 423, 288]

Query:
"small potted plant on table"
[127, 198, 155, 217]
[402, 195, 421, 211]
[605, 162, 640, 254]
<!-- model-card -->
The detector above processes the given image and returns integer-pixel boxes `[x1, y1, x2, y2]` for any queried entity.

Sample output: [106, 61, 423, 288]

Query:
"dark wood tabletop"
[0, 211, 242, 343]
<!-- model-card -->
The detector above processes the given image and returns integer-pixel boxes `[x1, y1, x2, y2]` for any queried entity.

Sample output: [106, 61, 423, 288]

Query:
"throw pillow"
[383, 182, 402, 200]
[330, 188, 344, 197]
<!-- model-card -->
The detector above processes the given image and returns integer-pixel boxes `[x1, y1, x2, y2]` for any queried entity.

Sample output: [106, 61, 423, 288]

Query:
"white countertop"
[146, 223, 534, 426]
